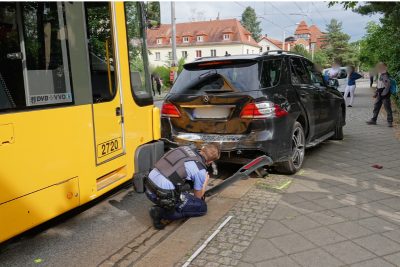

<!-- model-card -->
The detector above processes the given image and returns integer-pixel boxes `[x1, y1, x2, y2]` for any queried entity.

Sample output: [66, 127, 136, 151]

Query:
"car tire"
[332, 109, 344, 140]
[276, 122, 305, 174]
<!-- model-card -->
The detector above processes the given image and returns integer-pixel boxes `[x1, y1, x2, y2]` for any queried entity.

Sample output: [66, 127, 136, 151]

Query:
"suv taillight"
[239, 101, 289, 119]
[161, 103, 182, 118]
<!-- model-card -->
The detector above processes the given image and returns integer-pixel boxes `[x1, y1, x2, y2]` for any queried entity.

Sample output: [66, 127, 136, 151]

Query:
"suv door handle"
[116, 107, 121, 116]
[300, 93, 306, 98]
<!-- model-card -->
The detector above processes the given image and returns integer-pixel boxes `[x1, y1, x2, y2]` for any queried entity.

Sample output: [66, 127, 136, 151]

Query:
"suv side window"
[302, 59, 326, 87]
[290, 57, 311, 85]
[260, 59, 282, 88]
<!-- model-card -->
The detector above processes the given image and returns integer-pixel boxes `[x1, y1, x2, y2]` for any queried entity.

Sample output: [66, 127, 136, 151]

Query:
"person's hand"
[205, 172, 210, 183]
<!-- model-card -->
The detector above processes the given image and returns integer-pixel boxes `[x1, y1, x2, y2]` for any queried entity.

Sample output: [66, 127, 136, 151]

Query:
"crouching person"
[145, 144, 220, 230]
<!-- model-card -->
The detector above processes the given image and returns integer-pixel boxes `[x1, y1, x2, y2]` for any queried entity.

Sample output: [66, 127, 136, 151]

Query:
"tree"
[189, 8, 205, 22]
[292, 45, 311, 59]
[240, 7, 262, 41]
[321, 19, 359, 66]
[313, 49, 330, 68]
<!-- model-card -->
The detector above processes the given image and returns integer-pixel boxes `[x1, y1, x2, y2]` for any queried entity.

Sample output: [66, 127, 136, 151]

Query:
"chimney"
[265, 34, 268, 37]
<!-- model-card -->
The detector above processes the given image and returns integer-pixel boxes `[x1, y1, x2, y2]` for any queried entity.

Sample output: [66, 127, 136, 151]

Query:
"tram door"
[84, 2, 124, 165]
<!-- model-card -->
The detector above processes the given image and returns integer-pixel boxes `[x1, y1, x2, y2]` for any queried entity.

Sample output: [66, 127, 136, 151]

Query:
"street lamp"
[282, 23, 299, 51]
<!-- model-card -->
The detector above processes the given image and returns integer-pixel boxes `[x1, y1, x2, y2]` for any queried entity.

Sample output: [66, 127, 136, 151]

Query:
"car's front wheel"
[276, 122, 305, 174]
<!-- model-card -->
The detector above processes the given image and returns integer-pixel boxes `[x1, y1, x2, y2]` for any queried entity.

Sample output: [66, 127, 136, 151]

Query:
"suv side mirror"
[146, 2, 161, 30]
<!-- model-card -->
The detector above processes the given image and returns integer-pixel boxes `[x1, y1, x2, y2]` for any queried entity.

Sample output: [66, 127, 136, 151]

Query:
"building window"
[224, 34, 230, 40]
[248, 36, 251, 41]
[168, 52, 172, 59]
[182, 51, 187, 58]
[197, 36, 203, 42]
[299, 44, 305, 48]
[169, 38, 172, 43]
[196, 50, 202, 58]
[267, 46, 270, 51]
[252, 50, 254, 54]
[183, 37, 189, 43]
[157, 38, 162, 44]
[211, 50, 216, 57]
[155, 52, 160, 60]
[247, 49, 249, 54]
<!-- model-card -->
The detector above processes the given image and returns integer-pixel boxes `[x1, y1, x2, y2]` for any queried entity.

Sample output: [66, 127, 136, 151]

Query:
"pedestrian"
[366, 62, 393, 127]
[145, 144, 220, 230]
[369, 68, 376, 87]
[151, 72, 156, 96]
[344, 66, 362, 107]
[328, 62, 341, 80]
[155, 72, 163, 96]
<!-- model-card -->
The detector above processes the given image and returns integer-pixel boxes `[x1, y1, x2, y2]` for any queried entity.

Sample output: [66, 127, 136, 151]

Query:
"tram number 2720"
[97, 137, 122, 158]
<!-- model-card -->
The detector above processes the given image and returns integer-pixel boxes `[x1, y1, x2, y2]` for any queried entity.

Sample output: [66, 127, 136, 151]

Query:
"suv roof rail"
[262, 50, 305, 57]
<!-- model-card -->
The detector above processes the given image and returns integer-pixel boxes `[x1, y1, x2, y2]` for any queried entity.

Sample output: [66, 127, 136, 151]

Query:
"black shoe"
[347, 105, 352, 107]
[149, 207, 165, 230]
[366, 120, 377, 125]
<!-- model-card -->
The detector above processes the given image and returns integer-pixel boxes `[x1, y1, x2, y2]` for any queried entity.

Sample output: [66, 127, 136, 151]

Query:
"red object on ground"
[372, 165, 383, 169]
[169, 71, 174, 82]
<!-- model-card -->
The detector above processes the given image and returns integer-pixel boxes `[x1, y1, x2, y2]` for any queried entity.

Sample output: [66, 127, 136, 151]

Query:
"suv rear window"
[170, 60, 260, 94]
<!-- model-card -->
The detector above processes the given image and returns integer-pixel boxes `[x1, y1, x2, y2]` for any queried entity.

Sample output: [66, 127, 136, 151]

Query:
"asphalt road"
[154, 99, 163, 109]
[0, 162, 239, 267]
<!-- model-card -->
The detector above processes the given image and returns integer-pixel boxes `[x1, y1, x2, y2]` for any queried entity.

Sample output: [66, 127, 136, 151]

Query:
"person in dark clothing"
[369, 68, 376, 87]
[151, 73, 156, 96]
[155, 72, 163, 95]
[366, 62, 393, 127]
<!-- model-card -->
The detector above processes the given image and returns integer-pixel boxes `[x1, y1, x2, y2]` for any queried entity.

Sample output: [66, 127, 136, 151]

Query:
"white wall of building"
[258, 39, 281, 53]
[148, 44, 260, 67]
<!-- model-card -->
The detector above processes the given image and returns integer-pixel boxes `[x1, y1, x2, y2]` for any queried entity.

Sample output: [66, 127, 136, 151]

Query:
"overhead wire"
[235, 1, 295, 35]
[311, 2, 328, 25]
[268, 2, 296, 24]
[293, 1, 324, 30]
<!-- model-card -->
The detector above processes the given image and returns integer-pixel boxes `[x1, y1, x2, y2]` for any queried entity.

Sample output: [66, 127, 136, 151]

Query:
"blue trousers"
[147, 192, 207, 221]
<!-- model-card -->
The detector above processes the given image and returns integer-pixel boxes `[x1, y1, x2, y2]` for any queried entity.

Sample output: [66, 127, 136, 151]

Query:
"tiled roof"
[294, 21, 311, 35]
[258, 36, 295, 50]
[309, 25, 325, 43]
[147, 19, 260, 48]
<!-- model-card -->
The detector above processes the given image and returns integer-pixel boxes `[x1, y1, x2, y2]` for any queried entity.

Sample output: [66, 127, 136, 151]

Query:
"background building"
[258, 21, 325, 52]
[146, 19, 260, 66]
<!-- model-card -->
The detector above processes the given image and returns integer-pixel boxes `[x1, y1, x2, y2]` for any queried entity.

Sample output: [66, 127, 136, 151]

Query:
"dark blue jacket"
[348, 72, 362, 86]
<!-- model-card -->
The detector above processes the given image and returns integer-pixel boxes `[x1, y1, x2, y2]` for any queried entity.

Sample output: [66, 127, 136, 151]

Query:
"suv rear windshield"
[170, 60, 260, 94]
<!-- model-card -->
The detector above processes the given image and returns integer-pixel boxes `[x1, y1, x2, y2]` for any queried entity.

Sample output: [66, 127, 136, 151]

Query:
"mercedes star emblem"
[202, 95, 209, 102]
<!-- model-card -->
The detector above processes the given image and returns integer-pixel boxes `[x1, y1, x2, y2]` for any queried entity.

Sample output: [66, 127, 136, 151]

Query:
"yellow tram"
[0, 1, 162, 243]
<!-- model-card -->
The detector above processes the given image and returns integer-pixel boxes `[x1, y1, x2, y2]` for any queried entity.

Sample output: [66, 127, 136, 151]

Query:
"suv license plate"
[177, 133, 242, 142]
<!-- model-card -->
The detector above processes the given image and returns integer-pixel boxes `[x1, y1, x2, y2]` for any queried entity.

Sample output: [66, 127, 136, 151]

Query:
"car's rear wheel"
[276, 122, 305, 174]
[331, 109, 344, 140]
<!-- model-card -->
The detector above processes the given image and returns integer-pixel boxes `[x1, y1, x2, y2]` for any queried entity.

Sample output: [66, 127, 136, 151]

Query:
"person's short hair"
[200, 144, 220, 162]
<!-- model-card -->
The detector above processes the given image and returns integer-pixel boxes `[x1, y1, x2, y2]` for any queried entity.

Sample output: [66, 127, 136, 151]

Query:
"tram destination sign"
[29, 93, 73, 106]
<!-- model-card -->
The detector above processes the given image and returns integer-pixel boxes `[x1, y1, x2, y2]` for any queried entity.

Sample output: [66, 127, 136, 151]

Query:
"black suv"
[160, 51, 345, 174]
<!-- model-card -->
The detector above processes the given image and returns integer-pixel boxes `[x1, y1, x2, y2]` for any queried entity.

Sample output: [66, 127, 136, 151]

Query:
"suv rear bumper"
[161, 129, 293, 163]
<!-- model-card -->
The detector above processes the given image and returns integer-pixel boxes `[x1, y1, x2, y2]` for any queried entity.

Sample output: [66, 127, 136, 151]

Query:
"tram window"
[84, 2, 116, 103]
[0, 2, 73, 111]
[124, 2, 153, 106]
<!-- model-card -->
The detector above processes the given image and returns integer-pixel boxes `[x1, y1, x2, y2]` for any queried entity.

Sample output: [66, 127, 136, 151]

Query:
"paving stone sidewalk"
[178, 81, 400, 267]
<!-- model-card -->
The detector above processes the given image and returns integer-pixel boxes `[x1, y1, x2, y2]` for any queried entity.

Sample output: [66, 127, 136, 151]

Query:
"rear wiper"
[204, 89, 234, 93]
[198, 70, 217, 80]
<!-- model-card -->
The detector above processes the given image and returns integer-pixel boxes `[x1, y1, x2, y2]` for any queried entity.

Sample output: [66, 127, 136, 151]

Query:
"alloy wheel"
[292, 127, 305, 169]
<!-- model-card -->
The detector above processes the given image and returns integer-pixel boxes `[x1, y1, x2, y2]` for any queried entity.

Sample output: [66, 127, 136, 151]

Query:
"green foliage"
[292, 45, 311, 59]
[239, 7, 262, 41]
[327, 1, 358, 10]
[321, 19, 359, 67]
[313, 49, 330, 68]
[153, 55, 187, 89]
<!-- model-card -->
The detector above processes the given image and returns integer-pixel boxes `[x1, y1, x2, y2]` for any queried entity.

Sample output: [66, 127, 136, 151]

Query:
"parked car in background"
[324, 67, 348, 94]
[161, 51, 346, 174]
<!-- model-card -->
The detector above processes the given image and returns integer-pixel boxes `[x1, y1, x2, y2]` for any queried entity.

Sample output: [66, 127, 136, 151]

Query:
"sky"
[160, 1, 383, 43]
